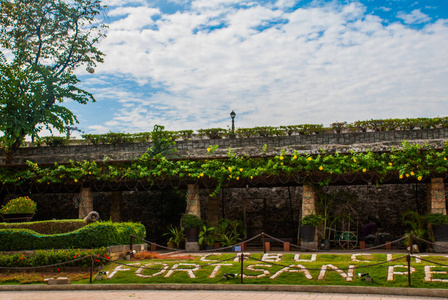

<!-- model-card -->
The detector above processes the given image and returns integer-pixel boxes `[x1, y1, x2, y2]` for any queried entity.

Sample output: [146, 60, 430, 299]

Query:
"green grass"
[70, 252, 448, 289]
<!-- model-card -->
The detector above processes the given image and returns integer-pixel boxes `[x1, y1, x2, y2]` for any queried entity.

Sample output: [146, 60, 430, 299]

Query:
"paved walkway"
[0, 290, 441, 300]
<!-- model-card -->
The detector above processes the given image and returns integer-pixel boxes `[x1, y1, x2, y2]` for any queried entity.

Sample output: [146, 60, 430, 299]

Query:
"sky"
[65, 0, 448, 136]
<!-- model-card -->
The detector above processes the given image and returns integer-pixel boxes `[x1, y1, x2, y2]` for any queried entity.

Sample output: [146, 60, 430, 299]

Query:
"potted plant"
[216, 219, 244, 250]
[300, 214, 323, 243]
[402, 210, 427, 252]
[181, 214, 204, 243]
[163, 226, 185, 249]
[198, 224, 217, 249]
[0, 196, 37, 223]
[426, 213, 448, 241]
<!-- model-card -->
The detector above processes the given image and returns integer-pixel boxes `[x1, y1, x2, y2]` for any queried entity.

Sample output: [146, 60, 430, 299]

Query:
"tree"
[0, 0, 106, 163]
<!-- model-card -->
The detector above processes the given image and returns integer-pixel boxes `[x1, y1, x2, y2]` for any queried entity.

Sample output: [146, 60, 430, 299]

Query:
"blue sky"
[64, 0, 448, 136]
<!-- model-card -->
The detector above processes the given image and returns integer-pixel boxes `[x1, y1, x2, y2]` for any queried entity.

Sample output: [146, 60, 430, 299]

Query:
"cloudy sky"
[67, 0, 448, 135]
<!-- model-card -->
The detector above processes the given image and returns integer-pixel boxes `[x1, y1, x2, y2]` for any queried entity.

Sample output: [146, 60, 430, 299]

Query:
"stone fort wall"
[3, 128, 448, 164]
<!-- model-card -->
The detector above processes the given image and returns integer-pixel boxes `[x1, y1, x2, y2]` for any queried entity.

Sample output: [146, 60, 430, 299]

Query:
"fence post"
[407, 253, 411, 287]
[409, 234, 413, 254]
[262, 232, 266, 254]
[240, 252, 244, 284]
[130, 235, 134, 258]
[90, 255, 94, 283]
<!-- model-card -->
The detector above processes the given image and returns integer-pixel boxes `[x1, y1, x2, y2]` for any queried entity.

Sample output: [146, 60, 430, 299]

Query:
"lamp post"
[230, 110, 236, 134]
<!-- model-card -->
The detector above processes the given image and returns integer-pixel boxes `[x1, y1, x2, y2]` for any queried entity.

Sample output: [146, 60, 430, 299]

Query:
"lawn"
[63, 252, 448, 289]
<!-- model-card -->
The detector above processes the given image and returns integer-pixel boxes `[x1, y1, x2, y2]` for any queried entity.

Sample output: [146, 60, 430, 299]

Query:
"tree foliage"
[0, 0, 107, 163]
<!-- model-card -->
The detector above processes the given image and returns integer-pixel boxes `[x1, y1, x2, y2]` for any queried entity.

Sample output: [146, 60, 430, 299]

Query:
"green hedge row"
[0, 248, 108, 268]
[0, 219, 86, 234]
[0, 221, 146, 251]
[35, 116, 448, 146]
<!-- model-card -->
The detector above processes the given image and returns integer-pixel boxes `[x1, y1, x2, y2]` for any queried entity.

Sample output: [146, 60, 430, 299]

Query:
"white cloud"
[108, 6, 160, 30]
[397, 9, 431, 24]
[84, 1, 448, 132]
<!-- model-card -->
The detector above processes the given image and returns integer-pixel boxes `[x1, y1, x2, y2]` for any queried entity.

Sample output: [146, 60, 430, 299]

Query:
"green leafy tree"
[0, 0, 107, 163]
[146, 125, 176, 157]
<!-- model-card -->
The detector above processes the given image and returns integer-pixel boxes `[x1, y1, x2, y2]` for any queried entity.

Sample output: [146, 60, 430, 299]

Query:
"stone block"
[45, 277, 71, 285]
[301, 241, 318, 251]
[185, 242, 200, 252]
[433, 241, 448, 253]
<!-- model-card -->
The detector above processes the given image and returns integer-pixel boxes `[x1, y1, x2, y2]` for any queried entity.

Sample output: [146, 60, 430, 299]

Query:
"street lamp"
[230, 110, 236, 134]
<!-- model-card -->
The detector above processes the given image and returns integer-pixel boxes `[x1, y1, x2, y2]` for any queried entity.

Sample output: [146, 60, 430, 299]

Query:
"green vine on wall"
[1, 141, 448, 197]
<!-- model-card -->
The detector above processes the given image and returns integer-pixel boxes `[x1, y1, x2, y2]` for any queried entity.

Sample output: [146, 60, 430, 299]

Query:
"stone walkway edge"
[1, 284, 448, 298]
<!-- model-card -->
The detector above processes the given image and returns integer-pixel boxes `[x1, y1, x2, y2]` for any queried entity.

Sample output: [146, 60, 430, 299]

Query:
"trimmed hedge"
[0, 219, 87, 234]
[0, 221, 146, 251]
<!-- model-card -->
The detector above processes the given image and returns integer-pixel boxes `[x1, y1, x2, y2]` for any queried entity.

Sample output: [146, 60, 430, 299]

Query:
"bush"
[40, 136, 69, 147]
[0, 219, 86, 234]
[0, 248, 108, 268]
[0, 221, 146, 251]
[181, 214, 203, 229]
[301, 214, 323, 227]
[0, 196, 37, 214]
[197, 128, 228, 139]
[426, 213, 448, 226]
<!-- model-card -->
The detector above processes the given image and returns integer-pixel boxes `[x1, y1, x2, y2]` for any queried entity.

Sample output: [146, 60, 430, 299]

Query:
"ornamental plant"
[301, 214, 324, 227]
[181, 214, 204, 229]
[0, 196, 37, 214]
[426, 213, 448, 226]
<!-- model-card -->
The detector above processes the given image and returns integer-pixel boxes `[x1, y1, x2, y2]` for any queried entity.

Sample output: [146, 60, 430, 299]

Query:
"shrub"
[236, 128, 257, 138]
[0, 219, 86, 234]
[181, 214, 203, 229]
[197, 128, 228, 139]
[0, 248, 108, 268]
[426, 213, 448, 226]
[0, 221, 146, 251]
[0, 196, 37, 214]
[40, 136, 69, 147]
[301, 214, 323, 227]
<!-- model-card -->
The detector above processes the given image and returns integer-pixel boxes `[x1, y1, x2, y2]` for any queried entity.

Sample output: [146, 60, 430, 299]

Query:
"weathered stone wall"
[221, 183, 437, 240]
[3, 128, 448, 164]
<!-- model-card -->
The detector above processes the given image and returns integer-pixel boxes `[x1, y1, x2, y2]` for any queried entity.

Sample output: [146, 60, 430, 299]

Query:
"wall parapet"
[2, 128, 448, 164]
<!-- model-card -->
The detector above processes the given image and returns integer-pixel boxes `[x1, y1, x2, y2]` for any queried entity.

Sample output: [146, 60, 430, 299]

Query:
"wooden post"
[262, 232, 266, 253]
[240, 252, 244, 284]
[90, 255, 94, 283]
[407, 254, 411, 287]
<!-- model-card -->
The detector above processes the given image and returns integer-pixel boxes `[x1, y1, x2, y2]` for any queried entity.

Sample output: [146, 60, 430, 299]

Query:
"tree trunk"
[4, 135, 24, 164]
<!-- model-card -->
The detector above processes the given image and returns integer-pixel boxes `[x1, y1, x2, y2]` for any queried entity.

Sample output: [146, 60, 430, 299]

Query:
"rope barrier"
[131, 233, 264, 254]
[262, 233, 406, 253]
[412, 255, 448, 268]
[413, 236, 448, 251]
[0, 254, 92, 270]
